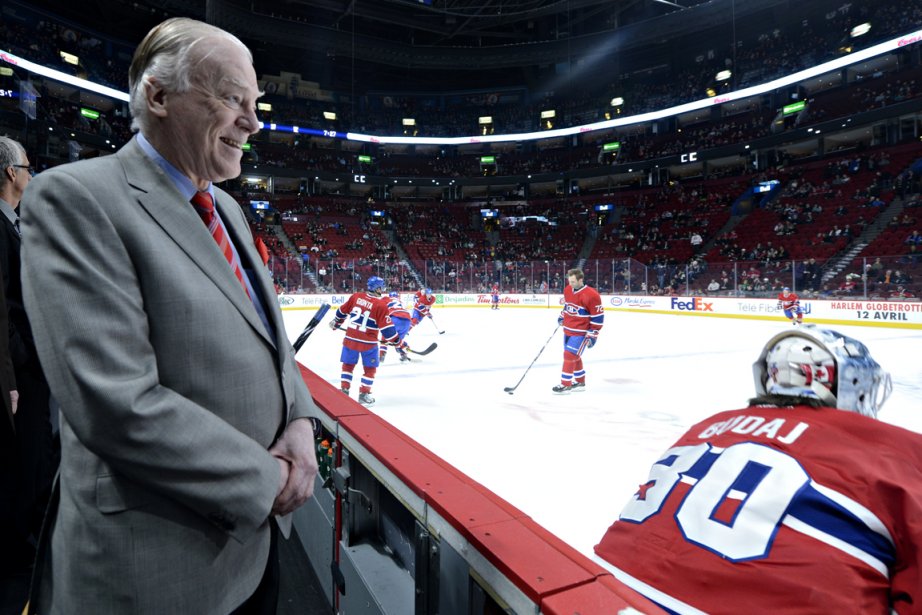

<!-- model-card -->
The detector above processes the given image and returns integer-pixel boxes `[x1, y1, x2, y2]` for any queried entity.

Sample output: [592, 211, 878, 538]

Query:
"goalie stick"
[293, 302, 331, 353]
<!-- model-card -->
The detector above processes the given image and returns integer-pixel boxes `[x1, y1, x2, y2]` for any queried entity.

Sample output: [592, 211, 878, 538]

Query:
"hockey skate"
[399, 351, 411, 362]
[570, 382, 586, 392]
[552, 384, 573, 394]
[358, 392, 375, 406]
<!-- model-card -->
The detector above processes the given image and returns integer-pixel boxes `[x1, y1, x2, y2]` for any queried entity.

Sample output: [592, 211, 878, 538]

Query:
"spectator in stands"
[892, 270, 911, 285]
[19, 18, 320, 614]
[0, 137, 54, 597]
[869, 257, 884, 279]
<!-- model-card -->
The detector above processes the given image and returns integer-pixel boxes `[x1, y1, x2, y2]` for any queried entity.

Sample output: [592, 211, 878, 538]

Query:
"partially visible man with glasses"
[0, 136, 55, 609]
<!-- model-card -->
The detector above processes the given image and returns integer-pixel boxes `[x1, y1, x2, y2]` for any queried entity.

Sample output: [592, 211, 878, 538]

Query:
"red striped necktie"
[190, 191, 251, 299]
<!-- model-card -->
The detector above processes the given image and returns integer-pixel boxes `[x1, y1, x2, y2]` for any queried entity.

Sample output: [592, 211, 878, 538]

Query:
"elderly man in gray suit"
[20, 18, 319, 615]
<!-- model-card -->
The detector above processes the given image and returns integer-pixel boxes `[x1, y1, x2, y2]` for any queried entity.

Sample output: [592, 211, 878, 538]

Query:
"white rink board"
[279, 293, 922, 328]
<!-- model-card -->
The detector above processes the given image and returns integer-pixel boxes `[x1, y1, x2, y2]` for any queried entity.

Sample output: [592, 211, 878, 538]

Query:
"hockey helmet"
[752, 325, 891, 418]
[782, 287, 791, 293]
[388, 290, 399, 298]
[367, 276, 386, 293]
[424, 287, 432, 296]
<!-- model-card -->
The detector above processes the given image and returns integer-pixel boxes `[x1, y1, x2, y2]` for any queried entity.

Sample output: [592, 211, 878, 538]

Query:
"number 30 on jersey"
[620, 442, 809, 561]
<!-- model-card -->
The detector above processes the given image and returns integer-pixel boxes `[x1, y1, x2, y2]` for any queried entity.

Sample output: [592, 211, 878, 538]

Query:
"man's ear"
[144, 77, 168, 119]
[4, 166, 15, 183]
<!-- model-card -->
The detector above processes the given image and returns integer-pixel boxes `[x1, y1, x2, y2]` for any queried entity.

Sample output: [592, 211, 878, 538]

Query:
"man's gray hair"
[128, 18, 252, 134]
[0, 136, 25, 188]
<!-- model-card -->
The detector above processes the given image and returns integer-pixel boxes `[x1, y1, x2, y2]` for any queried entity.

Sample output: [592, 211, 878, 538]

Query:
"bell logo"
[670, 297, 714, 312]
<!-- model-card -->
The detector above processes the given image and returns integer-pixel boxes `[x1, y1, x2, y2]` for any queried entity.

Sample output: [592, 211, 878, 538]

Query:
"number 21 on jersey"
[346, 306, 371, 332]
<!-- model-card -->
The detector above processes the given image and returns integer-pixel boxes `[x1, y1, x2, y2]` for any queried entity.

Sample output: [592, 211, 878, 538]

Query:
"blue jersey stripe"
[684, 450, 894, 567]
[787, 485, 896, 567]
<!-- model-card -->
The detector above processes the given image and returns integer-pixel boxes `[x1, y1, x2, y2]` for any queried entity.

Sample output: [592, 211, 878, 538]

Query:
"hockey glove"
[329, 318, 344, 331]
[557, 314, 564, 326]
[586, 331, 599, 348]
[776, 302, 783, 310]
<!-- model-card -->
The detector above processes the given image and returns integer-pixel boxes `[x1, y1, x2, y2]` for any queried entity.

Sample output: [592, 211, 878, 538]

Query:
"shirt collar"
[136, 132, 213, 202]
[0, 198, 17, 226]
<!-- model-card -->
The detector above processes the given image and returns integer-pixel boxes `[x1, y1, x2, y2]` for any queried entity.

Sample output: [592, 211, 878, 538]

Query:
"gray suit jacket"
[20, 138, 319, 614]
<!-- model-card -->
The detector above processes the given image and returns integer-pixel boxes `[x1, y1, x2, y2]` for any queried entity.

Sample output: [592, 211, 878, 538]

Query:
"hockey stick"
[428, 314, 445, 335]
[293, 303, 331, 353]
[503, 325, 559, 395]
[407, 342, 437, 356]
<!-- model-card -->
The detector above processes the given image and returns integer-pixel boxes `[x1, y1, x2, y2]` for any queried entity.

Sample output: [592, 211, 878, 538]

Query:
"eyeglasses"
[11, 165, 34, 177]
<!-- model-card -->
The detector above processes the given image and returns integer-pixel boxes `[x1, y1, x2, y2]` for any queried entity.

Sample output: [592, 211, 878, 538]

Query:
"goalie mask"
[753, 325, 892, 418]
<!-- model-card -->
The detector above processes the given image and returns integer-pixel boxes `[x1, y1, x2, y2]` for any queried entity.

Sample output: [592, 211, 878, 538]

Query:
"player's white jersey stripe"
[344, 334, 377, 345]
[811, 481, 894, 546]
[591, 555, 708, 615]
[783, 515, 889, 577]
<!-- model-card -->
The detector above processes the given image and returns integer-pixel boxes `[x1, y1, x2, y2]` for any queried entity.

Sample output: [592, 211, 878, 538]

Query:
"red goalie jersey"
[594, 405, 922, 614]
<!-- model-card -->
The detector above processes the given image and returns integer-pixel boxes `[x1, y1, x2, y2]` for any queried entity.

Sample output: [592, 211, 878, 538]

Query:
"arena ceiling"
[17, 0, 778, 91]
[248, 0, 663, 48]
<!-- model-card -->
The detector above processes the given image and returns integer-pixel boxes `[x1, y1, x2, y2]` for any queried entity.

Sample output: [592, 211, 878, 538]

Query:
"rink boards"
[278, 293, 922, 329]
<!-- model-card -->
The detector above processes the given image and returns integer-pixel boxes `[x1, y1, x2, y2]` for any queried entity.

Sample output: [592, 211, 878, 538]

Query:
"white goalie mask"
[752, 325, 892, 418]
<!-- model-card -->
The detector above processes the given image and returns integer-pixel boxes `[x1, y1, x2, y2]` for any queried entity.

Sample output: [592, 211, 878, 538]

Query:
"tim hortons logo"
[477, 295, 519, 304]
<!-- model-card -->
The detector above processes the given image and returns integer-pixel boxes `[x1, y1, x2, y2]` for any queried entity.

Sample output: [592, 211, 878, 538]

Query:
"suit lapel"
[214, 194, 286, 351]
[118, 140, 274, 348]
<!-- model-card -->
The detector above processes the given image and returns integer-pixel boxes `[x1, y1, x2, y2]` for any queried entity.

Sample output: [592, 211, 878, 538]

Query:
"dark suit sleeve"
[0, 272, 15, 426]
[0, 221, 31, 369]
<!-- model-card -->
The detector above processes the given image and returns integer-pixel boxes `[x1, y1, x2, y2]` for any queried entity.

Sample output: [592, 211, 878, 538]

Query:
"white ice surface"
[284, 307, 922, 558]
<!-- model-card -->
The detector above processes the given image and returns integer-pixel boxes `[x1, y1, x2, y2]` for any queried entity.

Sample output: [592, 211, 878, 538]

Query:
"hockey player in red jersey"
[490, 284, 500, 310]
[554, 268, 603, 393]
[778, 286, 804, 325]
[329, 276, 398, 406]
[410, 288, 436, 326]
[592, 325, 922, 615]
[379, 291, 412, 363]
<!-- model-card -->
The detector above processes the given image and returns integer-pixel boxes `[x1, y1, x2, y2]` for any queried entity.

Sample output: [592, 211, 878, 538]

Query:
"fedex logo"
[671, 297, 714, 312]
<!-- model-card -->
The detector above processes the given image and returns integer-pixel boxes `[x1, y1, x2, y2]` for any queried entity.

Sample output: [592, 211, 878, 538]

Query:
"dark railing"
[270, 255, 919, 300]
